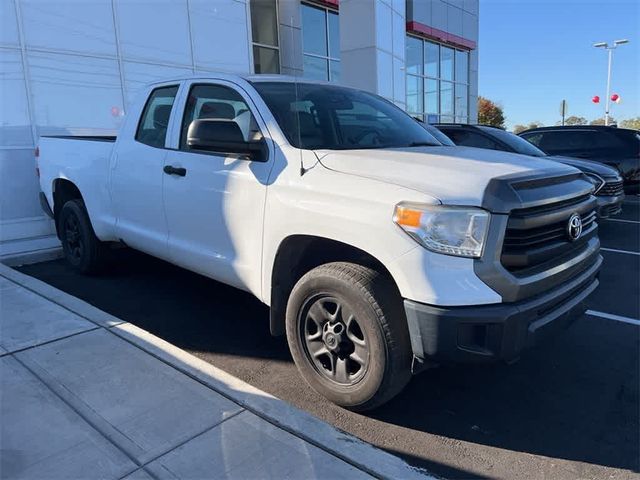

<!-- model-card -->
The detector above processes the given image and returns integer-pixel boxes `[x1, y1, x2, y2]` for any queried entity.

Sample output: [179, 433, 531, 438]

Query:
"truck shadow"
[17, 249, 639, 476]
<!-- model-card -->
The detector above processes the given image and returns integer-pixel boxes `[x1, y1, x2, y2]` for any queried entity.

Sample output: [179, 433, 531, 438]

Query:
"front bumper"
[595, 193, 624, 218]
[404, 254, 602, 368]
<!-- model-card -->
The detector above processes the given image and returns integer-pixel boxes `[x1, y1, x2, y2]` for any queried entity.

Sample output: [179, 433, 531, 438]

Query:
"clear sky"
[478, 0, 639, 129]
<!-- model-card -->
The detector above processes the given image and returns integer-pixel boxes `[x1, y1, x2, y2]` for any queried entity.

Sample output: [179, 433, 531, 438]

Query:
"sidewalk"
[0, 263, 431, 480]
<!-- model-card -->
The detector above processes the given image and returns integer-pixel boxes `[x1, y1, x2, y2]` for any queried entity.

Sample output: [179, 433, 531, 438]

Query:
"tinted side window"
[593, 131, 635, 156]
[538, 131, 594, 153]
[180, 84, 261, 150]
[522, 132, 543, 147]
[135, 86, 179, 148]
[445, 129, 501, 150]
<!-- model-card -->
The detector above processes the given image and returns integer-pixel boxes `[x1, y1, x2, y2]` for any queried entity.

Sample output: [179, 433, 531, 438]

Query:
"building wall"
[0, 0, 253, 258]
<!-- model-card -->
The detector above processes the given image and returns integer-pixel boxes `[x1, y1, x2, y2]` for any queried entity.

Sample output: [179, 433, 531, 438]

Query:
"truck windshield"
[251, 81, 442, 150]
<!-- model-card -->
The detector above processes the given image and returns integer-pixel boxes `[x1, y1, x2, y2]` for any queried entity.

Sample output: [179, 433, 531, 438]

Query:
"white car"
[37, 74, 602, 410]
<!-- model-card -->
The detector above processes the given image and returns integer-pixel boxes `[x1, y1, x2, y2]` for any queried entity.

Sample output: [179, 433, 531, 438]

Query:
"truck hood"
[316, 146, 577, 206]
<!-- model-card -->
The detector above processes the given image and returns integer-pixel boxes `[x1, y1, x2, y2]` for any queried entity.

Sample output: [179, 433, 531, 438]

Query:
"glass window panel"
[303, 55, 328, 81]
[406, 36, 423, 75]
[253, 46, 280, 74]
[440, 81, 454, 116]
[329, 60, 341, 82]
[425, 78, 439, 115]
[136, 85, 179, 148]
[250, 0, 278, 47]
[440, 115, 454, 123]
[440, 46, 454, 81]
[328, 11, 340, 59]
[455, 50, 468, 84]
[406, 75, 423, 114]
[302, 4, 327, 56]
[424, 41, 439, 78]
[455, 84, 468, 119]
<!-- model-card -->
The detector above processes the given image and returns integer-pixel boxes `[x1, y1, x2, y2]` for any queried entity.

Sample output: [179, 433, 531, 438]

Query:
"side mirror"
[187, 119, 266, 161]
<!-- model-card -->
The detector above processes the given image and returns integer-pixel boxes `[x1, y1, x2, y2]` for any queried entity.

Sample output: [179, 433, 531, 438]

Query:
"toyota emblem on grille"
[567, 213, 583, 241]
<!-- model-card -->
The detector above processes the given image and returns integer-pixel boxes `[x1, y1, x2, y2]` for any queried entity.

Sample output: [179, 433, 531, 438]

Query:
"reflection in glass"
[440, 81, 453, 116]
[250, 0, 278, 47]
[328, 12, 340, 59]
[303, 55, 328, 81]
[302, 4, 327, 56]
[329, 60, 341, 82]
[455, 50, 468, 84]
[406, 75, 422, 114]
[425, 79, 438, 115]
[253, 46, 280, 74]
[405, 36, 422, 75]
[440, 46, 454, 81]
[455, 84, 468, 120]
[424, 41, 439, 78]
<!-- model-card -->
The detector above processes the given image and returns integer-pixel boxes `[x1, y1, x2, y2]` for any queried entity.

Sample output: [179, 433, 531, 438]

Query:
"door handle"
[163, 165, 187, 177]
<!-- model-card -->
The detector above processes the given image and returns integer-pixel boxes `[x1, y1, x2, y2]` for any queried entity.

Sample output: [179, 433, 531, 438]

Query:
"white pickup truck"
[37, 74, 602, 410]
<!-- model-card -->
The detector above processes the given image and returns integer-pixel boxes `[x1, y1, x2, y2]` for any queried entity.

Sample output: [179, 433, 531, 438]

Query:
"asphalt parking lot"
[17, 197, 639, 480]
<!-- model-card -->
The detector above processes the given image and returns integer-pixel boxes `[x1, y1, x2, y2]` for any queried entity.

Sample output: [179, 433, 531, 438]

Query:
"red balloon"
[611, 93, 619, 101]
[592, 95, 600, 103]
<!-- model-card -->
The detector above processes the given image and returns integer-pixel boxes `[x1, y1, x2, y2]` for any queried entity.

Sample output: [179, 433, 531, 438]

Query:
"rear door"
[111, 84, 179, 259]
[162, 80, 273, 295]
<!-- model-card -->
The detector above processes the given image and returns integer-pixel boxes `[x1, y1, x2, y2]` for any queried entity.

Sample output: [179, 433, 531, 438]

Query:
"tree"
[563, 116, 588, 126]
[620, 117, 640, 130]
[478, 96, 505, 128]
[590, 116, 616, 125]
[513, 121, 543, 134]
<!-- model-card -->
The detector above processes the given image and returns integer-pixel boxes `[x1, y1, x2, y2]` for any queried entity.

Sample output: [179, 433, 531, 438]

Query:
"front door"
[162, 81, 273, 295]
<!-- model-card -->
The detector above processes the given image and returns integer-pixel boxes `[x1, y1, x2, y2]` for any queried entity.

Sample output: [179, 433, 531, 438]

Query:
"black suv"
[518, 125, 639, 194]
[435, 123, 625, 218]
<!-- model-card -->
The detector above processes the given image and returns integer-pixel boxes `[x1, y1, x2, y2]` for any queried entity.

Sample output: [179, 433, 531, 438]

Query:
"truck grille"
[501, 195, 597, 273]
[597, 180, 624, 197]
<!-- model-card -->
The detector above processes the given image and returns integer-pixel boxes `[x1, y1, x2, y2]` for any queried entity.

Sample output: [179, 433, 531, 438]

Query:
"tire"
[58, 199, 107, 274]
[285, 262, 412, 411]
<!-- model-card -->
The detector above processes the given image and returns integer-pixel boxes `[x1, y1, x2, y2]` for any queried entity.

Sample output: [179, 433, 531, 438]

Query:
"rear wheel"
[58, 199, 107, 274]
[286, 262, 411, 411]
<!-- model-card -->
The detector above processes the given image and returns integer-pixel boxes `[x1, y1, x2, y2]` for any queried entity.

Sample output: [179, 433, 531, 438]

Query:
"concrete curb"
[0, 263, 433, 480]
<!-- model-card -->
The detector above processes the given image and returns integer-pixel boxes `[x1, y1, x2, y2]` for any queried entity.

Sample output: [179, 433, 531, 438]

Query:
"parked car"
[435, 123, 625, 218]
[519, 125, 639, 194]
[37, 75, 601, 410]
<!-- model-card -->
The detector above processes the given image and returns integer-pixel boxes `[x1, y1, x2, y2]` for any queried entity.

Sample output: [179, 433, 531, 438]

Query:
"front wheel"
[286, 262, 412, 411]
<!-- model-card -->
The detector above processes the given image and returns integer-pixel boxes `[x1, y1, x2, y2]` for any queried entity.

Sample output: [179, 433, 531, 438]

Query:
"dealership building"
[0, 0, 479, 259]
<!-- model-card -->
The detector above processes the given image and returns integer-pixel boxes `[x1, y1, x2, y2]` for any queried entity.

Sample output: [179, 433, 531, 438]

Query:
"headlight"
[393, 203, 490, 258]
[584, 173, 604, 194]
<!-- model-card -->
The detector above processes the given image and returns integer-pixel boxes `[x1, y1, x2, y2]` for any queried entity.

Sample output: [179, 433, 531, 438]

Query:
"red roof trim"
[406, 21, 476, 50]
[309, 0, 339, 9]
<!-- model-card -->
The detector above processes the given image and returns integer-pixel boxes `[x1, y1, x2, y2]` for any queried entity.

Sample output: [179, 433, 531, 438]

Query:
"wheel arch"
[268, 234, 402, 336]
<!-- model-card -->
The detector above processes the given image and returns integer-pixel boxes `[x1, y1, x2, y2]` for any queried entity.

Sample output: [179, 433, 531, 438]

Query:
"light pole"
[593, 39, 629, 126]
